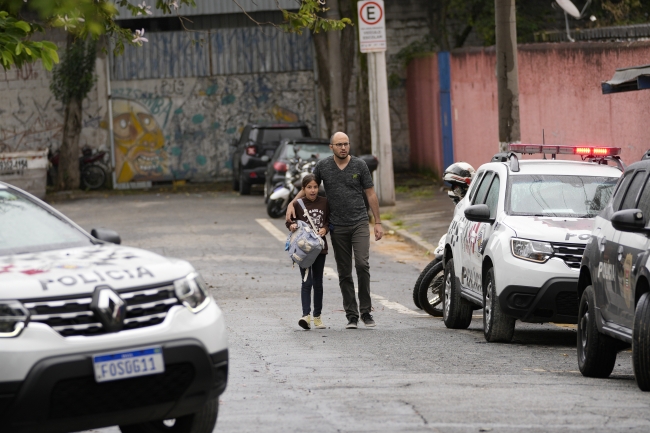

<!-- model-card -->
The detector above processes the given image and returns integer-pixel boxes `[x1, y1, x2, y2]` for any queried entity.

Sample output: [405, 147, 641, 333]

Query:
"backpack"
[285, 199, 324, 273]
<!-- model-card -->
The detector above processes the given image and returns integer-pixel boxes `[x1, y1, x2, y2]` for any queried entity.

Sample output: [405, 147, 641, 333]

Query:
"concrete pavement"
[53, 190, 650, 433]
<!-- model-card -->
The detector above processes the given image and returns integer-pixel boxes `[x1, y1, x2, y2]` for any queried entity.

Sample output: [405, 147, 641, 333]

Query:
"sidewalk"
[378, 175, 456, 254]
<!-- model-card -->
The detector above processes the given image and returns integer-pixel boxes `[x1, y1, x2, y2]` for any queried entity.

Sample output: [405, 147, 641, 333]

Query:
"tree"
[50, 35, 97, 190]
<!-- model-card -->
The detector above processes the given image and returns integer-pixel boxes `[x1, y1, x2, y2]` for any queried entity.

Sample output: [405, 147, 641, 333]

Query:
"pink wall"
[408, 41, 650, 173]
[406, 56, 444, 175]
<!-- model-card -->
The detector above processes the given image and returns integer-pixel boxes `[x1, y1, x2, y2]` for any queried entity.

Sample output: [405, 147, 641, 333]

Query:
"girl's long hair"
[302, 173, 318, 189]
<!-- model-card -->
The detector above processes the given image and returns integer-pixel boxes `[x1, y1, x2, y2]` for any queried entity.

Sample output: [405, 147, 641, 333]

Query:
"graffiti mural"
[112, 98, 172, 183]
[111, 71, 317, 182]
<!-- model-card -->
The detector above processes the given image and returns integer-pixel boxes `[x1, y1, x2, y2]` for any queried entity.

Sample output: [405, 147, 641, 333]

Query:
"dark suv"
[230, 123, 310, 195]
[577, 157, 650, 391]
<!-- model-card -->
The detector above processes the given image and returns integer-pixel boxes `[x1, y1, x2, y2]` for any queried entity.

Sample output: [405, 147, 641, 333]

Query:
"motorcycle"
[48, 145, 109, 190]
[413, 235, 445, 317]
[266, 150, 318, 219]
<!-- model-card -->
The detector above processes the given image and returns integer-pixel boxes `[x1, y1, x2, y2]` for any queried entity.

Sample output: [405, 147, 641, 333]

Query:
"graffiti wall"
[0, 61, 107, 155]
[111, 71, 317, 182]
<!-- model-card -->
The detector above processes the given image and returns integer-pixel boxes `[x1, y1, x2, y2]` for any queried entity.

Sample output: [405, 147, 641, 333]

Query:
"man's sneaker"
[361, 313, 376, 327]
[346, 317, 358, 329]
[299, 315, 311, 330]
[313, 316, 326, 329]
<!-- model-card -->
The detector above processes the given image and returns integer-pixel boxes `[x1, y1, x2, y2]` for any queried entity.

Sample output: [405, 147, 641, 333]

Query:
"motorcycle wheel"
[412, 257, 442, 309]
[81, 164, 106, 190]
[267, 198, 286, 219]
[418, 261, 445, 317]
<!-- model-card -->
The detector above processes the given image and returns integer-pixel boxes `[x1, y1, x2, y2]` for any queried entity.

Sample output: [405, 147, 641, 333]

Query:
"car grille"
[23, 284, 180, 337]
[551, 242, 585, 269]
[556, 291, 579, 316]
[50, 363, 194, 418]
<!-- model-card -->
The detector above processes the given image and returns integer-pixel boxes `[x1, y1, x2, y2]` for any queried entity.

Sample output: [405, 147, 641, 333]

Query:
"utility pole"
[495, 0, 521, 152]
[358, 0, 394, 206]
[326, 0, 345, 132]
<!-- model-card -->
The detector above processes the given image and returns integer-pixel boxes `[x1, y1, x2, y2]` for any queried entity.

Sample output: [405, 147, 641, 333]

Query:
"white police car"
[0, 181, 228, 433]
[443, 145, 623, 342]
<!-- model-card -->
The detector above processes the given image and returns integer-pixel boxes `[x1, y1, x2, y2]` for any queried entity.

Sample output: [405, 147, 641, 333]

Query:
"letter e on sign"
[358, 0, 386, 53]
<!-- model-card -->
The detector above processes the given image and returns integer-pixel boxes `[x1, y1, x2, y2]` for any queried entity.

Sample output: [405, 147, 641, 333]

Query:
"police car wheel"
[442, 258, 473, 329]
[413, 258, 441, 309]
[633, 292, 650, 391]
[418, 261, 444, 317]
[120, 398, 218, 433]
[483, 267, 515, 343]
[577, 286, 617, 378]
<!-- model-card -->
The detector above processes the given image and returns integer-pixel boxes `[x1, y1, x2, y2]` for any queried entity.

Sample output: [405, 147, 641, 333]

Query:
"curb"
[381, 220, 437, 255]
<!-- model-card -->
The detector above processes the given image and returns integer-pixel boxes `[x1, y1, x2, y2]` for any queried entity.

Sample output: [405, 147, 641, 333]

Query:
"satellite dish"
[556, 0, 581, 19]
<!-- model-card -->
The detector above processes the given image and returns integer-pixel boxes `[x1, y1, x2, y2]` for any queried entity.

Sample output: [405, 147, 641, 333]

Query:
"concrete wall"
[111, 72, 316, 182]
[407, 41, 650, 174]
[0, 59, 108, 155]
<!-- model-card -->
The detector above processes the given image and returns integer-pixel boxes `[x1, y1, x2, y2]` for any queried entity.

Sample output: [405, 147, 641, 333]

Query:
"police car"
[0, 181, 228, 433]
[443, 145, 623, 342]
[577, 156, 650, 390]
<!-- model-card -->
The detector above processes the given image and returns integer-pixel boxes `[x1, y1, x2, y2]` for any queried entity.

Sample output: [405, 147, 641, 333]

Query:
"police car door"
[461, 171, 499, 298]
[597, 169, 642, 323]
[611, 169, 649, 328]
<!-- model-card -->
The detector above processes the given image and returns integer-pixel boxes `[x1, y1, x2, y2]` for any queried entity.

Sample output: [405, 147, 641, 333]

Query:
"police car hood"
[502, 215, 595, 244]
[0, 244, 194, 300]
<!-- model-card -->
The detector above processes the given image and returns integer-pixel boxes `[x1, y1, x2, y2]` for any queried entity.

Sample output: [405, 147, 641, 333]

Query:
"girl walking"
[286, 174, 329, 330]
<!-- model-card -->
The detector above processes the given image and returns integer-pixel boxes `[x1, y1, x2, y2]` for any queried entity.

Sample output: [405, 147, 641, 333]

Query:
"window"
[507, 175, 618, 218]
[620, 171, 646, 210]
[0, 190, 91, 256]
[468, 171, 485, 202]
[472, 172, 493, 205]
[612, 172, 633, 210]
[638, 178, 650, 219]
[259, 128, 307, 143]
[285, 144, 332, 160]
[484, 176, 500, 219]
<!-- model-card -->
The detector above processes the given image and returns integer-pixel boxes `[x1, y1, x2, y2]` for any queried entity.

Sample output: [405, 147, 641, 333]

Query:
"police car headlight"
[174, 272, 210, 313]
[0, 301, 30, 338]
[511, 238, 554, 263]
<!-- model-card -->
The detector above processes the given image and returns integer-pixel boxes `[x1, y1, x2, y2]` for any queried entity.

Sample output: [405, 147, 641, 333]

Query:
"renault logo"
[91, 286, 126, 333]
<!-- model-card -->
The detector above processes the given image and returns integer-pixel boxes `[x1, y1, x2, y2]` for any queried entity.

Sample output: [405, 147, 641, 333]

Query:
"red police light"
[509, 144, 620, 157]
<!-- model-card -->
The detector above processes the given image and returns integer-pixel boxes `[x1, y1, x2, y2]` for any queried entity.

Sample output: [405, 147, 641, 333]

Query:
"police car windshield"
[507, 175, 618, 218]
[285, 144, 332, 160]
[0, 190, 91, 255]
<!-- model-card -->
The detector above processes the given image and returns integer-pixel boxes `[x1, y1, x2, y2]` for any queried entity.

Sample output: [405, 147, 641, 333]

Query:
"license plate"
[93, 346, 165, 383]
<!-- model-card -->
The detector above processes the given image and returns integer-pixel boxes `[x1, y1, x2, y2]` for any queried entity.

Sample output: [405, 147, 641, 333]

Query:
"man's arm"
[285, 189, 306, 222]
[365, 187, 383, 241]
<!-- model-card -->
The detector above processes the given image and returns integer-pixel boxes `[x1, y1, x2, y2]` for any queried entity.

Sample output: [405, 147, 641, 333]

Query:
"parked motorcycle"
[266, 150, 318, 219]
[413, 235, 445, 316]
[48, 145, 109, 190]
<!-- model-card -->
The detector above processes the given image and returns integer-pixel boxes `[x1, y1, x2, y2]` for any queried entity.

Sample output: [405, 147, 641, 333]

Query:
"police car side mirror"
[91, 228, 122, 245]
[464, 204, 494, 224]
[611, 209, 650, 234]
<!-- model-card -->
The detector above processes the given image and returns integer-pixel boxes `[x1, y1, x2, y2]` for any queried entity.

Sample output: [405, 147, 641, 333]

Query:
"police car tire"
[119, 398, 218, 433]
[483, 268, 515, 343]
[633, 292, 650, 391]
[577, 286, 617, 379]
[418, 261, 444, 317]
[413, 258, 441, 309]
[442, 258, 473, 329]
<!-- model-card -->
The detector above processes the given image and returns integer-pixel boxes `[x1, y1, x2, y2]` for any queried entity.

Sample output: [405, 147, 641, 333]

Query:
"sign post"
[358, 0, 395, 206]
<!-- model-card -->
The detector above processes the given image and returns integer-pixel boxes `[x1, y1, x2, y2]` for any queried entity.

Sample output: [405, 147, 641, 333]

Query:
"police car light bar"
[508, 144, 621, 157]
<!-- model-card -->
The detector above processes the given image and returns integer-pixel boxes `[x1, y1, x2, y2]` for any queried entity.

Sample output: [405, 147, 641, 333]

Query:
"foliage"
[0, 0, 350, 71]
[50, 37, 97, 104]
[0, 11, 58, 70]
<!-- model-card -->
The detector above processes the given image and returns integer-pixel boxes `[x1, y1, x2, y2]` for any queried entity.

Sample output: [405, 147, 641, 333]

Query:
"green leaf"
[14, 21, 30, 33]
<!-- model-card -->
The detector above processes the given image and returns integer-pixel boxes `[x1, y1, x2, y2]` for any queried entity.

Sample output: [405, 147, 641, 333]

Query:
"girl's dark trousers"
[300, 254, 326, 317]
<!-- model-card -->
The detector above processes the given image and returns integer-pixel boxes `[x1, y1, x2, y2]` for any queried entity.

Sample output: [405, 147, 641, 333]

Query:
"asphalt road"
[55, 191, 650, 433]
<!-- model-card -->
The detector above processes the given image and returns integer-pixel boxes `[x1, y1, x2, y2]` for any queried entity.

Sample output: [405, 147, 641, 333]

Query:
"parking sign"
[358, 0, 386, 53]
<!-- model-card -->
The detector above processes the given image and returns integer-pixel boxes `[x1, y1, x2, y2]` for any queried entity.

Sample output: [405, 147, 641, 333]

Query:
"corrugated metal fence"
[111, 27, 314, 80]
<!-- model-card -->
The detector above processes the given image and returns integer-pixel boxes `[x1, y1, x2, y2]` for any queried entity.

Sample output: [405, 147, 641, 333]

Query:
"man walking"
[286, 131, 383, 329]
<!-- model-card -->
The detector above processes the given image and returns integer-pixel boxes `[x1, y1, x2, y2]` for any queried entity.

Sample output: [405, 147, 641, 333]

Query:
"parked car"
[230, 123, 311, 195]
[0, 181, 228, 433]
[577, 155, 650, 390]
[443, 145, 623, 342]
[264, 138, 332, 202]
